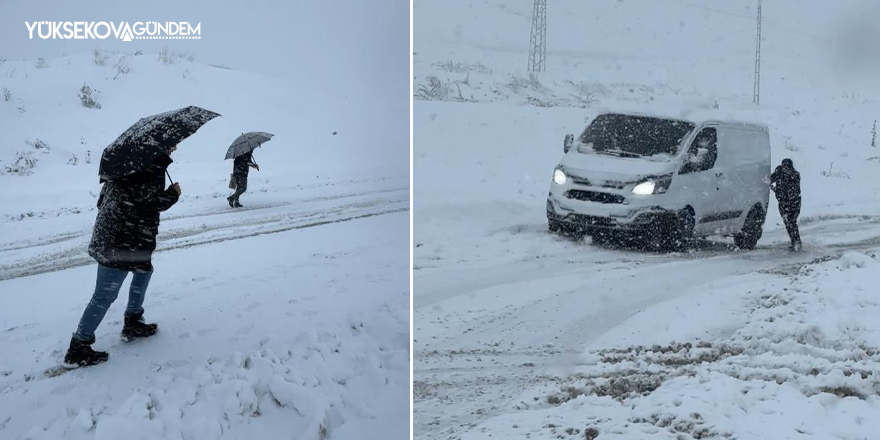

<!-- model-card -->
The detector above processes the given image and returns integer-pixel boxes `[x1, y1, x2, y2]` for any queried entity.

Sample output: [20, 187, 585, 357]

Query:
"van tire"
[649, 209, 694, 252]
[670, 208, 696, 252]
[549, 220, 585, 240]
[591, 230, 615, 246]
[734, 207, 764, 250]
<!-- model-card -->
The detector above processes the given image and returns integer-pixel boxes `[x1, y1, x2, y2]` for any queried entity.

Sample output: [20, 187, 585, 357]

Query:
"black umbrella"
[224, 132, 274, 160]
[98, 106, 221, 181]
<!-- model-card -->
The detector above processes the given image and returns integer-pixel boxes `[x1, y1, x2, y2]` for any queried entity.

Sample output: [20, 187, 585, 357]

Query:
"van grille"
[565, 190, 625, 204]
[569, 215, 615, 227]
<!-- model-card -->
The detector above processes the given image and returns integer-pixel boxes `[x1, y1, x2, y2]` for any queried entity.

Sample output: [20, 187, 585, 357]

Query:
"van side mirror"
[563, 134, 574, 154]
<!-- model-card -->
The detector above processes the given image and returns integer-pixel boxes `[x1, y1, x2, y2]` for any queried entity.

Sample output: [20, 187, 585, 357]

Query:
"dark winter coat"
[88, 154, 179, 272]
[232, 152, 257, 180]
[770, 163, 801, 209]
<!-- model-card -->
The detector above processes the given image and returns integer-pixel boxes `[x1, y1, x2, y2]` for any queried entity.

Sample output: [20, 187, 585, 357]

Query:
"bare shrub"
[2, 87, 10, 102]
[508, 73, 545, 93]
[26, 138, 51, 154]
[414, 76, 449, 101]
[34, 58, 49, 69]
[158, 48, 196, 65]
[4, 151, 38, 175]
[158, 48, 173, 64]
[872, 120, 877, 148]
[113, 56, 131, 79]
[820, 162, 851, 179]
[79, 84, 102, 109]
[93, 49, 109, 66]
[433, 60, 492, 75]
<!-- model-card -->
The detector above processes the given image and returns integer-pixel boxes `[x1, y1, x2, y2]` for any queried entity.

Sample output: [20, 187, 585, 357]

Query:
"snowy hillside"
[414, 0, 880, 439]
[0, 52, 409, 439]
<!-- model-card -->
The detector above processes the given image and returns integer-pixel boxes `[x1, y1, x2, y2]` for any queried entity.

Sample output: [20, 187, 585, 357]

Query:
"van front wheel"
[734, 207, 764, 250]
[650, 209, 694, 252]
[669, 208, 696, 252]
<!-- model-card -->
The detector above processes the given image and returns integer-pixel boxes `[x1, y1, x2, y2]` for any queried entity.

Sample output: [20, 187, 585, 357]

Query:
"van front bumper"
[546, 196, 674, 232]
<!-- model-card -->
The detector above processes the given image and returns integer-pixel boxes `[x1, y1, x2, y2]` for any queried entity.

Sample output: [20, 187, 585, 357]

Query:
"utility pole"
[528, 0, 547, 73]
[753, 0, 763, 105]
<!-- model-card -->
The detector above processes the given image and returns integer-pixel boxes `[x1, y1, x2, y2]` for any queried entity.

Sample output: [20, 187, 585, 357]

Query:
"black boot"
[63, 337, 109, 368]
[121, 312, 158, 342]
[227, 196, 235, 208]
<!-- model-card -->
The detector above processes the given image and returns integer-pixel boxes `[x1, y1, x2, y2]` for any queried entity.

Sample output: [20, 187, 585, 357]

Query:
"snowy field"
[0, 46, 409, 440]
[414, 0, 880, 439]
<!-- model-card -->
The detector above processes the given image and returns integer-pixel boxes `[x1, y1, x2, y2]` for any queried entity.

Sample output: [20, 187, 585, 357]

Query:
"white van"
[547, 110, 771, 250]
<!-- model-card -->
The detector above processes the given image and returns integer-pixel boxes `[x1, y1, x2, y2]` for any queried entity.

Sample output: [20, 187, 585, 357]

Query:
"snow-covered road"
[0, 176, 410, 440]
[1, 176, 408, 281]
[414, 215, 880, 440]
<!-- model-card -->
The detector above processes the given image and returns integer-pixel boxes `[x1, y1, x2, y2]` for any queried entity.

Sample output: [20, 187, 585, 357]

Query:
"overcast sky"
[0, 0, 410, 159]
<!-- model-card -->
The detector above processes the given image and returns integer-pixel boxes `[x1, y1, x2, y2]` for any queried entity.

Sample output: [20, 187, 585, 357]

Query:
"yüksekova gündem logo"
[25, 22, 201, 41]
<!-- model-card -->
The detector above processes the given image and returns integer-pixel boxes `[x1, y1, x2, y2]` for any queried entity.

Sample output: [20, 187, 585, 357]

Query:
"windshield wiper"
[600, 149, 641, 158]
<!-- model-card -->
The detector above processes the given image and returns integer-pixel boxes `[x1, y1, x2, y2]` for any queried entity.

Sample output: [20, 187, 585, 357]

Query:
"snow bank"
[464, 251, 880, 439]
[21, 304, 408, 440]
[0, 211, 410, 440]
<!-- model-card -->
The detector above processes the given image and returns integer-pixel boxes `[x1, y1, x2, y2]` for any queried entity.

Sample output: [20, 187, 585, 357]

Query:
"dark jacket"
[770, 164, 801, 208]
[232, 152, 257, 180]
[88, 154, 180, 272]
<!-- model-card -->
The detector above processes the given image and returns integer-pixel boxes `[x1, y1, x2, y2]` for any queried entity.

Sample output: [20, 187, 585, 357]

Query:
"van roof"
[594, 103, 769, 130]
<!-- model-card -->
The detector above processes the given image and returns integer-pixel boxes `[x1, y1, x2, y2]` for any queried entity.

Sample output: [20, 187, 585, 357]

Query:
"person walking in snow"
[227, 151, 259, 208]
[771, 158, 802, 252]
[64, 145, 182, 367]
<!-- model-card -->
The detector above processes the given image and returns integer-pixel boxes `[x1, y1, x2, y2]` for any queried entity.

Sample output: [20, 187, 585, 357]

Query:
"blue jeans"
[73, 264, 153, 341]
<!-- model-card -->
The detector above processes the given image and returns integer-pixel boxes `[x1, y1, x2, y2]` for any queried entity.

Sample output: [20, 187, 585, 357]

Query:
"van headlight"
[632, 181, 656, 195]
[553, 168, 567, 185]
[632, 176, 672, 195]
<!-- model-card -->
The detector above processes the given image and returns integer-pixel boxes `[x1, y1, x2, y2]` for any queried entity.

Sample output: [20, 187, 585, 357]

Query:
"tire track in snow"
[0, 191, 408, 281]
[413, 216, 880, 440]
[0, 184, 408, 252]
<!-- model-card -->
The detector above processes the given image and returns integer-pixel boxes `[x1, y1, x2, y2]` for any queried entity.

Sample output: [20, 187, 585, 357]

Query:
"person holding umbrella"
[227, 151, 259, 208]
[226, 132, 273, 208]
[63, 106, 219, 368]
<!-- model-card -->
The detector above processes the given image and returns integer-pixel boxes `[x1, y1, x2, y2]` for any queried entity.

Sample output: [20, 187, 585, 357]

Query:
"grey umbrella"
[224, 132, 274, 160]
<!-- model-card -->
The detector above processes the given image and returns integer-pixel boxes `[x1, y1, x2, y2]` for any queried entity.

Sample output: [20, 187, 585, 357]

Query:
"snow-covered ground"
[0, 46, 409, 440]
[414, 0, 880, 439]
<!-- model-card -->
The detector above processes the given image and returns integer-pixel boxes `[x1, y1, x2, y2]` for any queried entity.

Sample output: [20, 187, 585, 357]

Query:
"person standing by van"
[770, 158, 801, 251]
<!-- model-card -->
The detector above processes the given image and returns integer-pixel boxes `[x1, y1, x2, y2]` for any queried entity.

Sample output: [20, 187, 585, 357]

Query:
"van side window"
[681, 128, 718, 173]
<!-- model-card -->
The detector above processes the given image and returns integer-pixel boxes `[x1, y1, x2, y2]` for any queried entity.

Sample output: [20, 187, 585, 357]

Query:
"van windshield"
[579, 114, 695, 159]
